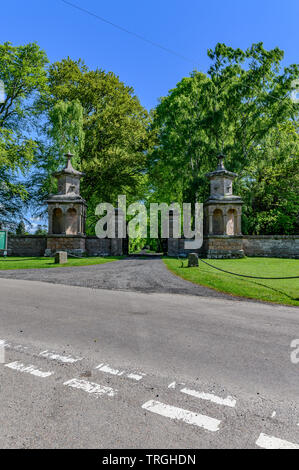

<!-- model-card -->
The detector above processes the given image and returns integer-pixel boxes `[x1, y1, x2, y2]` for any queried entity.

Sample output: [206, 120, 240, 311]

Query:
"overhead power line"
[59, 1, 296, 106]
[60, 0, 195, 64]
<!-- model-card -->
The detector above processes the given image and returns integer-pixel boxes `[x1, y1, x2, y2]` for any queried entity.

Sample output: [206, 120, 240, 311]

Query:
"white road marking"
[168, 381, 176, 389]
[0, 339, 28, 353]
[5, 361, 53, 378]
[168, 381, 185, 389]
[96, 363, 145, 381]
[142, 400, 221, 432]
[96, 363, 124, 376]
[180, 387, 236, 408]
[64, 378, 117, 397]
[256, 433, 299, 449]
[0, 340, 82, 365]
[39, 350, 82, 364]
[126, 373, 145, 381]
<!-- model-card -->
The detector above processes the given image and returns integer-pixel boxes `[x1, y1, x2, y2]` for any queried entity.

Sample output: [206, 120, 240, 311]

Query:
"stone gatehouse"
[5, 153, 299, 259]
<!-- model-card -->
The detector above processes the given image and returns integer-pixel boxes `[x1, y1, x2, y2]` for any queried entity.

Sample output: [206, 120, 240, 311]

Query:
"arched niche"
[212, 209, 224, 235]
[226, 208, 237, 235]
[65, 208, 78, 235]
[52, 208, 63, 234]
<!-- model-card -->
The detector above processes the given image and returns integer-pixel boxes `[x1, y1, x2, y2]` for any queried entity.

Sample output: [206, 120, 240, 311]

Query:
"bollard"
[188, 253, 199, 267]
[55, 251, 68, 264]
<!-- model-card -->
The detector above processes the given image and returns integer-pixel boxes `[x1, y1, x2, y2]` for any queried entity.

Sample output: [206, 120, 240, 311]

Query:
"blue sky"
[1, 0, 298, 110]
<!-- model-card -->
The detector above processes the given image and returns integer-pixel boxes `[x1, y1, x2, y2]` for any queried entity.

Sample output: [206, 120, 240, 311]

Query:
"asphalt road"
[0, 257, 234, 298]
[1, 260, 299, 449]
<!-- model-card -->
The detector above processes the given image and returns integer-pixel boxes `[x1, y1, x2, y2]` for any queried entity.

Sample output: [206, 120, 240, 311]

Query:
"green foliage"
[32, 58, 153, 233]
[240, 123, 299, 234]
[15, 220, 26, 235]
[0, 42, 48, 128]
[2, 41, 297, 238]
[149, 43, 299, 234]
[0, 42, 48, 227]
[49, 99, 85, 166]
[129, 236, 146, 254]
[34, 224, 47, 235]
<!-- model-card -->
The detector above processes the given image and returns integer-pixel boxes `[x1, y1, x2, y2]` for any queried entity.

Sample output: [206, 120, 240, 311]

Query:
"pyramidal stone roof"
[54, 152, 84, 178]
[206, 154, 237, 179]
[46, 152, 86, 204]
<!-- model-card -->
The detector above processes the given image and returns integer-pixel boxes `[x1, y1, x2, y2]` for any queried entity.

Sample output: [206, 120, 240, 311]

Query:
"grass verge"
[163, 257, 299, 307]
[0, 256, 123, 270]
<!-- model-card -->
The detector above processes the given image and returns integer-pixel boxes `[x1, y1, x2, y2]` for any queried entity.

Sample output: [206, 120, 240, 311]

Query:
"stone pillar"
[208, 212, 213, 235]
[203, 154, 244, 259]
[223, 211, 228, 236]
[45, 153, 87, 256]
[48, 207, 53, 235]
[236, 208, 242, 235]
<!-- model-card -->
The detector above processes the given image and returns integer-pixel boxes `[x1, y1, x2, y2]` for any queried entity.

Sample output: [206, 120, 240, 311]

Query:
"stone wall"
[6, 235, 125, 257]
[46, 235, 86, 255]
[7, 235, 47, 256]
[167, 238, 190, 257]
[6, 234, 299, 258]
[203, 235, 244, 259]
[242, 236, 299, 259]
[167, 238, 202, 257]
[167, 235, 299, 259]
[85, 237, 111, 256]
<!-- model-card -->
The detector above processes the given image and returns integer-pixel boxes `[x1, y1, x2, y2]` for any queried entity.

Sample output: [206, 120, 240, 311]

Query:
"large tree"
[240, 122, 299, 234]
[32, 58, 152, 234]
[148, 43, 299, 234]
[0, 42, 48, 228]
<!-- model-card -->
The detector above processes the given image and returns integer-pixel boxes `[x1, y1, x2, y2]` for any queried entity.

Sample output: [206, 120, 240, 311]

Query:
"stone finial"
[65, 151, 74, 168]
[217, 154, 226, 170]
[52, 153, 84, 179]
[206, 155, 237, 180]
[63, 151, 83, 175]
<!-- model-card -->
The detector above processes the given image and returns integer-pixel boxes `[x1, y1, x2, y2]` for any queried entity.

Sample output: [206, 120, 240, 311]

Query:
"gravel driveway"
[0, 256, 235, 299]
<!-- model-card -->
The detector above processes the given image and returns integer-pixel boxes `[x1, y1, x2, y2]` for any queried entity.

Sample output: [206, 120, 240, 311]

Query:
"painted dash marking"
[0, 339, 28, 353]
[126, 373, 145, 381]
[39, 350, 82, 364]
[180, 387, 236, 408]
[96, 363, 124, 376]
[96, 363, 145, 381]
[256, 433, 299, 449]
[5, 361, 53, 378]
[64, 378, 117, 397]
[168, 381, 185, 389]
[142, 400, 220, 432]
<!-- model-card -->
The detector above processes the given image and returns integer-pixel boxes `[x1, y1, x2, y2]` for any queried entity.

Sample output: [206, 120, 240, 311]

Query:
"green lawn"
[164, 257, 299, 307]
[0, 256, 123, 270]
